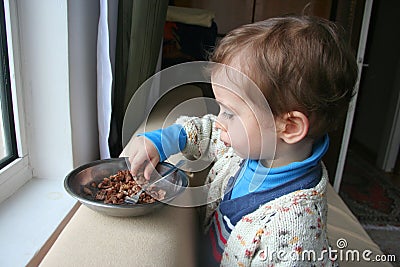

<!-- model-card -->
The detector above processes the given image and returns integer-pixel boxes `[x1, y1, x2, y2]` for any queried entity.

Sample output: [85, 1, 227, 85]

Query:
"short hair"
[210, 15, 358, 139]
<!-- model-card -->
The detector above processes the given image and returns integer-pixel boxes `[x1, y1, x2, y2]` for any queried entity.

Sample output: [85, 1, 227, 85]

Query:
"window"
[0, 0, 17, 170]
[0, 0, 32, 203]
[0, 0, 96, 203]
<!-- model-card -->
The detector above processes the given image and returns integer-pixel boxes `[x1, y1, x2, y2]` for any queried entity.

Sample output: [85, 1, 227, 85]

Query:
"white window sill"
[0, 177, 77, 267]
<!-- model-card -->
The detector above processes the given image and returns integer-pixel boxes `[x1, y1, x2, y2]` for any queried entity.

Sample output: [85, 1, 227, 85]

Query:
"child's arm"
[176, 114, 228, 162]
[121, 114, 226, 179]
[120, 123, 185, 180]
[138, 124, 187, 162]
[139, 114, 226, 162]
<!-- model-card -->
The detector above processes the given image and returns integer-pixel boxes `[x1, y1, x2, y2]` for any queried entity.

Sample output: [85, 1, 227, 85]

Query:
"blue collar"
[230, 134, 329, 199]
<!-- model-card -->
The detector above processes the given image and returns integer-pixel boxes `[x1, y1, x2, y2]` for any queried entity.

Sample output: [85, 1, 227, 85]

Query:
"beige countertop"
[40, 204, 198, 267]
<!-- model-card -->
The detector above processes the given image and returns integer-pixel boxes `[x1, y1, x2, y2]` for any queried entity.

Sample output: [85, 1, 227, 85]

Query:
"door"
[350, 1, 400, 173]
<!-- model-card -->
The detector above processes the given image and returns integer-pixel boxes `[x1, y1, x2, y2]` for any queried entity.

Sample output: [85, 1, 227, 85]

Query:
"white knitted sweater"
[176, 115, 335, 266]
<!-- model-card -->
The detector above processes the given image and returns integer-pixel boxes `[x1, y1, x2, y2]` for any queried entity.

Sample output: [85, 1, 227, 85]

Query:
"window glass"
[0, 0, 17, 169]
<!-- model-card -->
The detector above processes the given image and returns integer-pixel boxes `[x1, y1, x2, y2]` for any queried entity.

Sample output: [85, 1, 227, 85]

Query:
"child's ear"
[276, 111, 309, 144]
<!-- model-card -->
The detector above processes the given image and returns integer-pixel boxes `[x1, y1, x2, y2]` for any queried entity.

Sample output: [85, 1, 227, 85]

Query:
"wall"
[68, 0, 100, 167]
[16, 0, 99, 179]
[173, 0, 332, 34]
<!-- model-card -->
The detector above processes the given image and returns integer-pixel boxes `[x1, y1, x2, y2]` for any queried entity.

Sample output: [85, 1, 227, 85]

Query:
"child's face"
[212, 83, 276, 161]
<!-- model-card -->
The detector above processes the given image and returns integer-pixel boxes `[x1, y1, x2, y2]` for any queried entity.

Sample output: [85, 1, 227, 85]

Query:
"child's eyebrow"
[216, 100, 234, 111]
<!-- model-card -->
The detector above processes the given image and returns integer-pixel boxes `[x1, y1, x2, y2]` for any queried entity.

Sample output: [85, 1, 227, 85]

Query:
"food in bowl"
[82, 170, 166, 205]
[64, 159, 189, 217]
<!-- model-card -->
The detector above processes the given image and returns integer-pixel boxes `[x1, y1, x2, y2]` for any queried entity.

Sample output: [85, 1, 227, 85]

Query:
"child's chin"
[233, 149, 250, 159]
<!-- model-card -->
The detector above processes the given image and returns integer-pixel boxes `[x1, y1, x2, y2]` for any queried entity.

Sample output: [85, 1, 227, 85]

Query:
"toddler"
[122, 15, 358, 266]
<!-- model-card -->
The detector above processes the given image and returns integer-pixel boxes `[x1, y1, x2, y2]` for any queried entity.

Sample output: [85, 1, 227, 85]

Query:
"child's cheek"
[230, 128, 249, 152]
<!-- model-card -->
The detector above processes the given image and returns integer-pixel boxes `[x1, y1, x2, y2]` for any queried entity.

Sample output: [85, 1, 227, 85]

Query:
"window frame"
[0, 0, 32, 203]
[0, 0, 17, 169]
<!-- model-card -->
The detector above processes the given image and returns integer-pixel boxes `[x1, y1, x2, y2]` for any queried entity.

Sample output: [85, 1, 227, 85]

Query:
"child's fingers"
[124, 150, 137, 171]
[143, 157, 159, 180]
[124, 135, 159, 179]
[129, 154, 147, 177]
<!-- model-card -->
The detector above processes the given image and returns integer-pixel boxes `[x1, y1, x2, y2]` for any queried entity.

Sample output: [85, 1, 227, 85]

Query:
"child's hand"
[120, 136, 160, 180]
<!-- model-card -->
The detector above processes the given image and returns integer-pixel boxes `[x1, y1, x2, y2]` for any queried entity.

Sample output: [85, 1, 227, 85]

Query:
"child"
[122, 15, 358, 266]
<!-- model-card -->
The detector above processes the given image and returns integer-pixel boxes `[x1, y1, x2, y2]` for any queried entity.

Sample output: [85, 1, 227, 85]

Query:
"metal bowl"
[64, 158, 189, 217]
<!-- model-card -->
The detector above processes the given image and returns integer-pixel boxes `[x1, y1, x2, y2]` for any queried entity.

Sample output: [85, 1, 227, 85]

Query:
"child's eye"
[221, 111, 234, 120]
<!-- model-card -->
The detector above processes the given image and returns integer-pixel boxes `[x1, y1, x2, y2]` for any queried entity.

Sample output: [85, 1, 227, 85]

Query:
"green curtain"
[109, 0, 168, 157]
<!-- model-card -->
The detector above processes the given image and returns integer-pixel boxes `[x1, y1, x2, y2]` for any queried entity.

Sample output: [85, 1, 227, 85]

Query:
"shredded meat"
[83, 170, 166, 204]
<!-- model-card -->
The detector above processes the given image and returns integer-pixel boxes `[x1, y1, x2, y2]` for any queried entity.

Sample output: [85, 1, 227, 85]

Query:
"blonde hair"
[211, 15, 358, 138]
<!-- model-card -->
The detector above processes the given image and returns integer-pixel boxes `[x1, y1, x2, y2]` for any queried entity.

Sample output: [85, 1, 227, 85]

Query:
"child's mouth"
[223, 141, 231, 147]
